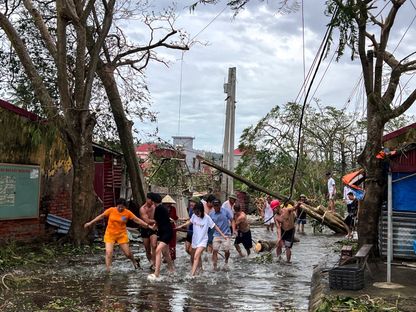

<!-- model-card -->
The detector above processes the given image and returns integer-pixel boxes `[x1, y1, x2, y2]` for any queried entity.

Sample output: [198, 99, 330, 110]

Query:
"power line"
[288, 7, 340, 201]
[301, 0, 306, 99]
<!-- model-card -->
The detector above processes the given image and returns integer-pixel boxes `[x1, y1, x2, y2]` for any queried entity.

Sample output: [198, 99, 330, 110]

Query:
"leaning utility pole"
[221, 67, 236, 200]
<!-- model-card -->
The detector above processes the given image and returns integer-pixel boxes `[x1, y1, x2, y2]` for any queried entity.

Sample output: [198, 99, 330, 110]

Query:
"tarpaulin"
[393, 172, 416, 212]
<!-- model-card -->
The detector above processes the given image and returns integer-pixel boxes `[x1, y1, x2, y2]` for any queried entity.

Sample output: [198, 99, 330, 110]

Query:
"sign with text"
[0, 163, 40, 219]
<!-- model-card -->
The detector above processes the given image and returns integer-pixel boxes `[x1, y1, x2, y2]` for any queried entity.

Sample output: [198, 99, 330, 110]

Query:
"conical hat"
[162, 195, 176, 204]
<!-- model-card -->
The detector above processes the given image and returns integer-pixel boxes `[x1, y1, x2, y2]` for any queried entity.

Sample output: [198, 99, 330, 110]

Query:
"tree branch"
[389, 88, 416, 119]
[0, 10, 57, 117]
[83, 0, 115, 109]
[23, 0, 57, 61]
[374, 0, 403, 95]
[356, 2, 372, 95]
[56, 0, 72, 111]
[114, 30, 188, 63]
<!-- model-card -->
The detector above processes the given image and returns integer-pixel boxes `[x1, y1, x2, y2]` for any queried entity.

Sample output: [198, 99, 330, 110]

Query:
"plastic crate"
[329, 264, 364, 290]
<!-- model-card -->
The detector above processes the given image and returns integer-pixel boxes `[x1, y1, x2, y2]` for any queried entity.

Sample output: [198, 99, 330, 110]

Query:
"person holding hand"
[84, 198, 152, 272]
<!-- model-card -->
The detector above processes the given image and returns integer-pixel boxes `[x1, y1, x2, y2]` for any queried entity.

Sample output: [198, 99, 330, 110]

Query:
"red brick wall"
[44, 189, 72, 220]
[0, 169, 73, 243]
[0, 218, 43, 241]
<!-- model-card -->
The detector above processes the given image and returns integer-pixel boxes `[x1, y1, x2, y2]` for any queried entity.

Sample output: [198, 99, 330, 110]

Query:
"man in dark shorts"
[148, 193, 174, 280]
[140, 193, 158, 269]
[294, 194, 308, 234]
[274, 201, 296, 263]
[233, 204, 252, 257]
[344, 192, 358, 239]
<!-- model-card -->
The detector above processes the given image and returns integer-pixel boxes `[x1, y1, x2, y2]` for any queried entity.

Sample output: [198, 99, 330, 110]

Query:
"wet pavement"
[1, 224, 339, 311]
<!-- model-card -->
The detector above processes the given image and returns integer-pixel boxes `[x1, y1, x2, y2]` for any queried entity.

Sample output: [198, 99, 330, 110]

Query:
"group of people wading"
[85, 192, 254, 279]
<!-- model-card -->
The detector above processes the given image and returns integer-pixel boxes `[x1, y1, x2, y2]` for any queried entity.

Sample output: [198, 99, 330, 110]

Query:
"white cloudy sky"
[128, 0, 416, 153]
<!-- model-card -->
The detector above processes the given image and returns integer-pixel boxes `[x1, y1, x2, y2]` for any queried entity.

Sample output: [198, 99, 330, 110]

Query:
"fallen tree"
[197, 155, 348, 234]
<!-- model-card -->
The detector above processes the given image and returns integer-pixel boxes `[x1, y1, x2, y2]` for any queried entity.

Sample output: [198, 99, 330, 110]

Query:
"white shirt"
[190, 214, 215, 248]
[221, 200, 234, 218]
[343, 185, 352, 204]
[328, 177, 336, 195]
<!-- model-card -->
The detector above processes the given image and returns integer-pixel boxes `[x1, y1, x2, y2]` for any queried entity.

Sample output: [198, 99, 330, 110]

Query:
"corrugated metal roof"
[383, 122, 416, 142]
[0, 99, 42, 121]
[379, 208, 416, 260]
[390, 149, 416, 172]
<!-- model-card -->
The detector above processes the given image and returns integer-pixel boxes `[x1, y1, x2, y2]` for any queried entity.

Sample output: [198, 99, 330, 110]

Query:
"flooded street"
[2, 224, 339, 311]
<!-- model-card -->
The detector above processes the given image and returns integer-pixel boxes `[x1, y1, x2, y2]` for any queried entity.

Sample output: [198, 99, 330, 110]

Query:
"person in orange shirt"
[84, 198, 152, 272]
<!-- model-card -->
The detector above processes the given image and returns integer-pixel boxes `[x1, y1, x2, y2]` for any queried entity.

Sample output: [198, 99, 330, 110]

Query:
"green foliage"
[315, 295, 399, 312]
[0, 240, 102, 272]
[333, 239, 358, 253]
[325, 0, 359, 61]
[148, 156, 186, 192]
[236, 102, 366, 200]
[254, 252, 273, 264]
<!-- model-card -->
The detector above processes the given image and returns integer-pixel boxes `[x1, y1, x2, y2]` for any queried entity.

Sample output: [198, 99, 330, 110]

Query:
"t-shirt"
[103, 207, 135, 236]
[209, 208, 232, 237]
[221, 200, 234, 218]
[327, 177, 336, 195]
[154, 204, 172, 236]
[190, 214, 215, 247]
[343, 186, 353, 204]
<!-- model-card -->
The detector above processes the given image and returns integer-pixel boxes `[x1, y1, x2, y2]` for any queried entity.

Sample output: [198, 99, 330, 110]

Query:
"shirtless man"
[140, 192, 158, 269]
[273, 200, 296, 263]
[233, 204, 252, 257]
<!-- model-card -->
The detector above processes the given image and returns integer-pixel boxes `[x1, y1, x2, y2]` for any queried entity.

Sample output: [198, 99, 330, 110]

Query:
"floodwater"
[1, 223, 340, 312]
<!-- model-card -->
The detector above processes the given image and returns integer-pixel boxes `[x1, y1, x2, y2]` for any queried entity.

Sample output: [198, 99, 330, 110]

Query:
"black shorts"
[281, 228, 295, 248]
[140, 228, 157, 239]
[234, 230, 253, 250]
[344, 215, 355, 227]
[186, 232, 193, 243]
[207, 228, 214, 246]
[158, 231, 173, 244]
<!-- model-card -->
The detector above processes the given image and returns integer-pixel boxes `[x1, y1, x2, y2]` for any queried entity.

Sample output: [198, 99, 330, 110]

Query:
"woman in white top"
[177, 201, 226, 276]
[263, 197, 275, 232]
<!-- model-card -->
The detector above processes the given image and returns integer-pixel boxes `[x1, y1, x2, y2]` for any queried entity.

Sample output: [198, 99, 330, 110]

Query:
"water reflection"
[3, 225, 339, 312]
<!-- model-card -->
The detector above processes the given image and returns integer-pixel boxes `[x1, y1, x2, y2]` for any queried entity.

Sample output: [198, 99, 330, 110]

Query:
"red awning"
[342, 169, 365, 190]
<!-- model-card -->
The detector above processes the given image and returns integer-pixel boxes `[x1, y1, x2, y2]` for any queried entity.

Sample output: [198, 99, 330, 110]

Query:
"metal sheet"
[379, 209, 416, 260]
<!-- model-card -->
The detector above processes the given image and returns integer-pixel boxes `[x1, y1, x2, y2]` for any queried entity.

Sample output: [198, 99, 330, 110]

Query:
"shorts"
[264, 217, 275, 225]
[186, 232, 193, 243]
[158, 232, 173, 245]
[140, 228, 157, 239]
[296, 219, 306, 225]
[234, 230, 253, 250]
[344, 215, 355, 227]
[213, 236, 232, 251]
[207, 228, 214, 246]
[281, 228, 295, 248]
[104, 232, 129, 244]
[192, 239, 208, 249]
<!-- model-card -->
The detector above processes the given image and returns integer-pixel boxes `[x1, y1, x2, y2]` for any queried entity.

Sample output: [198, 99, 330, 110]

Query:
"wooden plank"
[355, 244, 373, 258]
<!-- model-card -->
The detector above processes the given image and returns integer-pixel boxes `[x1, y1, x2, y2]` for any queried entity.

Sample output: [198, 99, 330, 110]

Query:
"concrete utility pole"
[222, 67, 236, 200]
